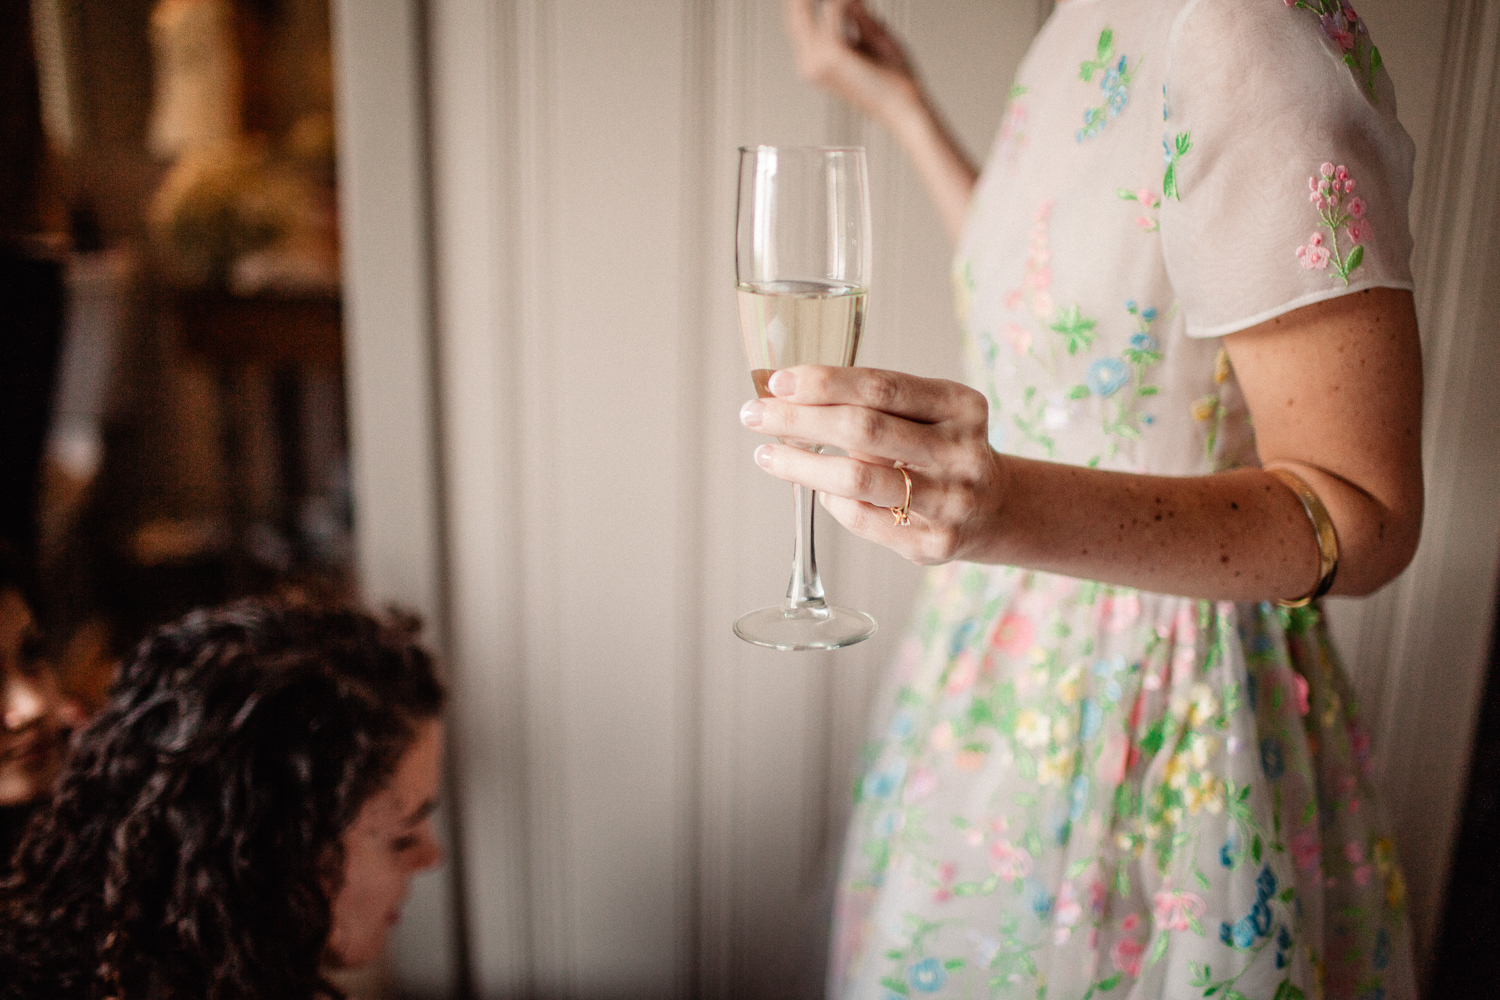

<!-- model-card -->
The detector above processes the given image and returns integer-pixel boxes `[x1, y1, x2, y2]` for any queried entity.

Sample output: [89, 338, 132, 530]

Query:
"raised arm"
[740, 288, 1424, 602]
[784, 0, 979, 240]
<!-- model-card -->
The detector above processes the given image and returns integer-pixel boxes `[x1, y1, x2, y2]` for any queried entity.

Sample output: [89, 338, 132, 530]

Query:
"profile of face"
[325, 718, 446, 968]
[0, 588, 66, 807]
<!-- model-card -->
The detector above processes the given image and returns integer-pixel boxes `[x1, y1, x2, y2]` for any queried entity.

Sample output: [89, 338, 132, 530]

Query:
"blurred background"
[4, 1, 1500, 998]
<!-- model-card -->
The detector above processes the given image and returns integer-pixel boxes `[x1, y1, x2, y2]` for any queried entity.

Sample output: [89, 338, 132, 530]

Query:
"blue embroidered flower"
[1373, 926, 1391, 971]
[862, 757, 908, 801]
[1260, 736, 1285, 780]
[1069, 774, 1091, 821]
[1087, 357, 1130, 397]
[1107, 83, 1129, 116]
[1079, 698, 1103, 740]
[1220, 837, 1236, 868]
[1221, 917, 1257, 949]
[907, 957, 946, 993]
[1026, 879, 1054, 918]
[949, 619, 979, 658]
[887, 710, 916, 740]
[1129, 332, 1159, 352]
[1093, 655, 1126, 702]
[1077, 107, 1108, 143]
[1251, 899, 1273, 936]
[1256, 865, 1278, 902]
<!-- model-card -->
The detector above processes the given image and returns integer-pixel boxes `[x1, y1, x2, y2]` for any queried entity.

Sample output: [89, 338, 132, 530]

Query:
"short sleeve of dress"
[1158, 0, 1416, 338]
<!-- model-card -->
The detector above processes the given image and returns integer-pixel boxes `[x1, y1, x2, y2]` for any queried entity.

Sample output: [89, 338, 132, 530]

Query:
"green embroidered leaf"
[1116, 863, 1131, 896]
[1098, 972, 1123, 991]
[1163, 163, 1178, 201]
[1187, 914, 1205, 937]
[1194, 868, 1211, 890]
[1343, 52, 1358, 70]
[1115, 424, 1141, 440]
[1138, 385, 1159, 397]
[1190, 962, 1212, 986]
[945, 958, 966, 970]
[1176, 131, 1193, 156]
[1140, 719, 1166, 754]
[1345, 244, 1364, 273]
[1226, 992, 1254, 1000]
[1273, 980, 1307, 1000]
[1098, 27, 1114, 60]
[1146, 931, 1169, 967]
[1011, 83, 1029, 99]
[881, 975, 911, 995]
[1066, 857, 1092, 879]
[1069, 384, 1091, 400]
[886, 949, 905, 961]
[1252, 835, 1263, 863]
[1116, 188, 1136, 200]
[1279, 886, 1296, 903]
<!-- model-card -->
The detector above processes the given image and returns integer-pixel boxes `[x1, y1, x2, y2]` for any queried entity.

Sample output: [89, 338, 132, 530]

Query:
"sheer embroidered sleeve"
[1159, 0, 1416, 338]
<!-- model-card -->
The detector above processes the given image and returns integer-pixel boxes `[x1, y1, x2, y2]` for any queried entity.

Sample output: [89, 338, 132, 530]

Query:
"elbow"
[1338, 490, 1423, 597]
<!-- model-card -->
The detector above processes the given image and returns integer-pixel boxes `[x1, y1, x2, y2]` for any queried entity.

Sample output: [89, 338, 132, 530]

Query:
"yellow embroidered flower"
[1164, 754, 1189, 789]
[1189, 735, 1216, 769]
[1187, 776, 1225, 815]
[1037, 748, 1075, 786]
[1386, 864, 1408, 912]
[1015, 710, 1051, 749]
[1214, 347, 1232, 384]
[1188, 683, 1219, 727]
[1055, 662, 1084, 705]
[1192, 396, 1218, 421]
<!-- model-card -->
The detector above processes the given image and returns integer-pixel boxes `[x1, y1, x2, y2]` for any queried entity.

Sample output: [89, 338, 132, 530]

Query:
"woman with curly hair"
[1, 545, 74, 870]
[0, 599, 447, 999]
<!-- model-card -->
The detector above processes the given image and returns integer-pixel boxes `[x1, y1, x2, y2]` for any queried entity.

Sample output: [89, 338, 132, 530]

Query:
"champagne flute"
[733, 145, 878, 651]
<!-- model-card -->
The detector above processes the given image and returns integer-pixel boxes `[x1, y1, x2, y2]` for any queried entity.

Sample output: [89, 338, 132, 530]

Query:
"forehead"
[0, 589, 35, 650]
[354, 719, 444, 827]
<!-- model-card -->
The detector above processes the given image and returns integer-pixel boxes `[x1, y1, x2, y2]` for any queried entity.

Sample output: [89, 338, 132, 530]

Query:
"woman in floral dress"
[742, 1, 1424, 997]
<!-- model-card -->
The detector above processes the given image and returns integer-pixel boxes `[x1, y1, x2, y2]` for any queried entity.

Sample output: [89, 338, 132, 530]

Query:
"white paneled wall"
[333, 1, 1500, 996]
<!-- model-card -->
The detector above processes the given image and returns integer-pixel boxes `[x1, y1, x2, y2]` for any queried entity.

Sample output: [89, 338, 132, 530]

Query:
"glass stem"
[785, 483, 827, 611]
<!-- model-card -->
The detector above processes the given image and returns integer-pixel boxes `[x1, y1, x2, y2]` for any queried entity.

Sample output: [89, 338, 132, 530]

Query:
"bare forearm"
[971, 455, 1416, 600]
[975, 460, 1321, 601]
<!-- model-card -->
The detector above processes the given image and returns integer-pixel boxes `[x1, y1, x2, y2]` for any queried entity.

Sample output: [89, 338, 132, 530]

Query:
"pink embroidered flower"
[1291, 672, 1311, 716]
[1298, 241, 1332, 270]
[1135, 215, 1155, 231]
[1055, 882, 1083, 928]
[1097, 732, 1129, 784]
[1308, 231, 1324, 247]
[905, 766, 938, 803]
[1345, 841, 1365, 864]
[1003, 322, 1032, 357]
[1346, 219, 1371, 245]
[1089, 879, 1108, 914]
[1111, 936, 1146, 977]
[1321, 161, 1336, 178]
[1353, 864, 1373, 887]
[1334, 164, 1350, 181]
[1344, 178, 1357, 193]
[1135, 187, 1160, 209]
[1310, 190, 1328, 210]
[1348, 195, 1367, 218]
[989, 612, 1035, 656]
[988, 839, 1034, 880]
[1152, 889, 1207, 932]
[1291, 828, 1322, 871]
[1121, 913, 1141, 933]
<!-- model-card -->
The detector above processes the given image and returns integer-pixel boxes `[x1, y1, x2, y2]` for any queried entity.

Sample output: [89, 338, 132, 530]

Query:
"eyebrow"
[400, 797, 439, 828]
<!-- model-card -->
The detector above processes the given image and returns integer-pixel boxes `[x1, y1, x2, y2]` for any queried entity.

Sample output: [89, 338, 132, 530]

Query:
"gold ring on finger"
[890, 466, 913, 527]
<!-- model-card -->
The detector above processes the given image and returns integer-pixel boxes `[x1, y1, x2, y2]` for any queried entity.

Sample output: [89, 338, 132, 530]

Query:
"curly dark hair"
[0, 598, 446, 1000]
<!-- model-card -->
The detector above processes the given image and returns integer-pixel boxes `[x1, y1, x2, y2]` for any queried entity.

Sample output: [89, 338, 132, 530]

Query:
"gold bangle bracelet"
[1266, 467, 1339, 608]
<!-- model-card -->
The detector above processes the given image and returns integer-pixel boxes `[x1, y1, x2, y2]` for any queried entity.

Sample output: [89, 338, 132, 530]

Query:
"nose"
[414, 833, 445, 872]
[2, 672, 47, 732]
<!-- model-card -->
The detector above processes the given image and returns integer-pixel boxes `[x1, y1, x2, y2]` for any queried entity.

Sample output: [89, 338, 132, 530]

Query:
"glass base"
[733, 603, 877, 651]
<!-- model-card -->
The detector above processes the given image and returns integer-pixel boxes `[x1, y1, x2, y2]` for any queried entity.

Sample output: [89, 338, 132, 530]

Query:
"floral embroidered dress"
[830, 2, 1416, 999]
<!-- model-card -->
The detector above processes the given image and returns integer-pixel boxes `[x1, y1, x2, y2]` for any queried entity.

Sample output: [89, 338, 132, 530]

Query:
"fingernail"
[740, 399, 765, 427]
[754, 444, 773, 468]
[768, 370, 797, 396]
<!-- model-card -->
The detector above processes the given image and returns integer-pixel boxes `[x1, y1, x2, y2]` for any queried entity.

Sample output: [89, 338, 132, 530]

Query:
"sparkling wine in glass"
[733, 145, 877, 651]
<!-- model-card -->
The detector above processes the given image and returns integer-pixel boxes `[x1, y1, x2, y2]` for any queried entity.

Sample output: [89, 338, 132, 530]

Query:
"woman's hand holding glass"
[741, 365, 1008, 566]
